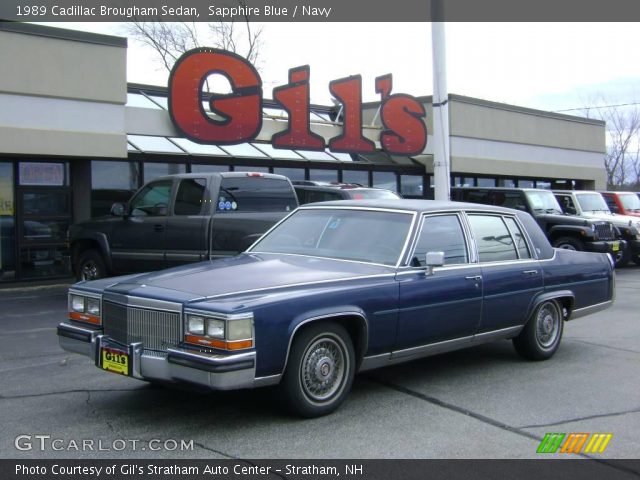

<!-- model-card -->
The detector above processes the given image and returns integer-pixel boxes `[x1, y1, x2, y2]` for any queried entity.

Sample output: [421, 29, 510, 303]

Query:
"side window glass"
[129, 181, 172, 216]
[604, 196, 619, 213]
[504, 217, 531, 259]
[468, 215, 518, 262]
[412, 215, 468, 266]
[557, 195, 576, 214]
[174, 178, 206, 215]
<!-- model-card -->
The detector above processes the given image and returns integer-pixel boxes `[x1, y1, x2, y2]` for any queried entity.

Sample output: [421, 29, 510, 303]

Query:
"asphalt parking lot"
[0, 268, 638, 460]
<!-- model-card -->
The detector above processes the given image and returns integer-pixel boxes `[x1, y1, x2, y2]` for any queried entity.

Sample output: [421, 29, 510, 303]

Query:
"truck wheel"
[513, 300, 564, 361]
[613, 247, 630, 268]
[75, 249, 107, 281]
[551, 236, 584, 251]
[280, 322, 355, 418]
[633, 253, 640, 266]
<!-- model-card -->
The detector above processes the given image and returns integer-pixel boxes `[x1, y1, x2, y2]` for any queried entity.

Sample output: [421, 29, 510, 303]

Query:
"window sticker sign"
[169, 48, 427, 156]
[19, 163, 65, 186]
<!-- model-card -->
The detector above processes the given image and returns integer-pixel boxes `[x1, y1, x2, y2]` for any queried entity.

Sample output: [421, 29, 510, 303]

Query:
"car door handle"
[522, 269, 538, 276]
[465, 275, 482, 282]
[154, 224, 165, 232]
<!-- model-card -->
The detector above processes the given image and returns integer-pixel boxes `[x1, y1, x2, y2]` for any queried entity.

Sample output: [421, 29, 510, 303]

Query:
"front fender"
[547, 225, 594, 240]
[71, 231, 113, 271]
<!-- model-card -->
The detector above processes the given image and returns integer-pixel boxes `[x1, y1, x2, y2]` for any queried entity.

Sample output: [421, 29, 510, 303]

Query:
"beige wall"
[0, 24, 127, 158]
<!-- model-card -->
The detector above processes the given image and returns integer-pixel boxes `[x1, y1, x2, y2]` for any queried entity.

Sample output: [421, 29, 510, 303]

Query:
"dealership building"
[0, 22, 607, 282]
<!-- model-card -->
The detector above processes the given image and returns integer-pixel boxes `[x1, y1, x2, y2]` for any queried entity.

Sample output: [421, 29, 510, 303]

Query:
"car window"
[411, 214, 468, 266]
[503, 217, 531, 259]
[307, 190, 343, 203]
[468, 215, 519, 262]
[555, 195, 577, 214]
[174, 178, 206, 215]
[602, 195, 619, 213]
[217, 177, 297, 212]
[129, 180, 172, 217]
[251, 208, 413, 266]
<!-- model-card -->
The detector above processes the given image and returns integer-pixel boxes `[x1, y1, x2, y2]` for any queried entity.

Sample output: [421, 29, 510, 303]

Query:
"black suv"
[451, 187, 625, 265]
[293, 181, 401, 205]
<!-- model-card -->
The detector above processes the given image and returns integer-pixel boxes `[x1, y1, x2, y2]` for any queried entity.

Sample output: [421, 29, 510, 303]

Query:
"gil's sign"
[168, 48, 427, 156]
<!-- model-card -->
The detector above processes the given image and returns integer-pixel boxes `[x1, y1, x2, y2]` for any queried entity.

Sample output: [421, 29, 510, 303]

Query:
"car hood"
[580, 212, 640, 227]
[102, 253, 394, 300]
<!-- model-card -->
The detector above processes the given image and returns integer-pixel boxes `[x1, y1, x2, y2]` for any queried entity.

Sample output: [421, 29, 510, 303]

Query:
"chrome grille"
[103, 301, 181, 352]
[594, 222, 615, 241]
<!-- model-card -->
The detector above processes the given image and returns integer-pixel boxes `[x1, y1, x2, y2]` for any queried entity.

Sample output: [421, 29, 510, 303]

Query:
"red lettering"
[376, 74, 427, 155]
[328, 76, 375, 153]
[169, 48, 262, 144]
[272, 66, 325, 151]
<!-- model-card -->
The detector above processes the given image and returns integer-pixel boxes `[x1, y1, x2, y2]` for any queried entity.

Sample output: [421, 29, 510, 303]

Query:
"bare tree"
[582, 96, 640, 189]
[125, 12, 263, 75]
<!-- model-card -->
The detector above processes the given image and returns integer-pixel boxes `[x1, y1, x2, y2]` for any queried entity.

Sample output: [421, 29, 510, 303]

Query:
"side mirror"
[110, 202, 127, 216]
[424, 251, 445, 276]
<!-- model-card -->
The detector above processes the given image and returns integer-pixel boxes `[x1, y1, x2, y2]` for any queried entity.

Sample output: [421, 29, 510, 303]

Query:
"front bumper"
[585, 239, 627, 254]
[57, 322, 257, 390]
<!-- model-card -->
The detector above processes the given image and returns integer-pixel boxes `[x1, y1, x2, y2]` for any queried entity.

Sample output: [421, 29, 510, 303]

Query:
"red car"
[600, 191, 640, 217]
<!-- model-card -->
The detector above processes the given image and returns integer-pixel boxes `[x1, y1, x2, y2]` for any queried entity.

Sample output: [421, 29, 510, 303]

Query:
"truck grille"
[103, 301, 181, 352]
[594, 222, 615, 241]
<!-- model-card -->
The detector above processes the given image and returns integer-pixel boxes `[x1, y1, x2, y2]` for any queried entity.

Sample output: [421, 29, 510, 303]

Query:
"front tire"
[552, 236, 584, 251]
[75, 249, 107, 281]
[513, 300, 564, 361]
[280, 322, 355, 418]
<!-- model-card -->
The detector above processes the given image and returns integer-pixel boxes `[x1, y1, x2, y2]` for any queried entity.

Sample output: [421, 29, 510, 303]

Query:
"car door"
[164, 177, 209, 268]
[394, 213, 482, 353]
[110, 179, 172, 273]
[466, 213, 543, 333]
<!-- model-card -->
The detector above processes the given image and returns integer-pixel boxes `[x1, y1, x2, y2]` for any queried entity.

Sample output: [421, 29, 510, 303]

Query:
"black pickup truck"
[69, 172, 298, 280]
[451, 187, 626, 266]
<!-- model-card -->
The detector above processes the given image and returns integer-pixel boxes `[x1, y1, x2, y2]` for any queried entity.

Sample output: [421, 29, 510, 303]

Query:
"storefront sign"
[19, 162, 65, 186]
[169, 48, 427, 156]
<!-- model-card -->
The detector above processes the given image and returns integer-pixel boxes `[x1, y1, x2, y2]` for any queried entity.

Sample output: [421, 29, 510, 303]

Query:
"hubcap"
[300, 337, 346, 402]
[81, 261, 98, 281]
[536, 303, 560, 348]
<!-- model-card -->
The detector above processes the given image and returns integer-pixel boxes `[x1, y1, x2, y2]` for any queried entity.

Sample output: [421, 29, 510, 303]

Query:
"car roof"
[299, 199, 519, 214]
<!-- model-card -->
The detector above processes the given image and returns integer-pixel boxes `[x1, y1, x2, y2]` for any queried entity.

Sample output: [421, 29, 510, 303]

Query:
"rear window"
[217, 177, 297, 212]
[347, 189, 401, 200]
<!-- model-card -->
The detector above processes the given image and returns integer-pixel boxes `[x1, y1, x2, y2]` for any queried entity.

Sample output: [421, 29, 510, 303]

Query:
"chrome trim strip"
[359, 325, 525, 371]
[102, 293, 182, 313]
[68, 288, 102, 299]
[166, 348, 256, 365]
[249, 251, 399, 269]
[253, 374, 282, 387]
[570, 300, 613, 320]
[396, 211, 419, 268]
[111, 252, 164, 259]
[201, 273, 396, 301]
[184, 309, 253, 321]
[297, 205, 418, 215]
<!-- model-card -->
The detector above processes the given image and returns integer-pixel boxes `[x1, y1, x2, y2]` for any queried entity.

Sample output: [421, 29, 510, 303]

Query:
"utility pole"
[431, 0, 451, 200]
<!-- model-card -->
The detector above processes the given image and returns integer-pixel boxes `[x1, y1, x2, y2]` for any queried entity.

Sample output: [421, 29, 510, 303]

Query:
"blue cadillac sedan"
[58, 200, 615, 417]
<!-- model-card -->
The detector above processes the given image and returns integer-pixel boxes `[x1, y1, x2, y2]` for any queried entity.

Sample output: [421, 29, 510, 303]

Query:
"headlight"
[68, 292, 101, 325]
[187, 315, 205, 336]
[184, 311, 253, 350]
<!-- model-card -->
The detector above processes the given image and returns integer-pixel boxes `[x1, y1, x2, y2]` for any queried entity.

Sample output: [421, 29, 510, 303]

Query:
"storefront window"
[400, 175, 424, 197]
[91, 161, 140, 217]
[0, 163, 15, 280]
[143, 162, 186, 182]
[373, 171, 398, 192]
[273, 168, 305, 181]
[497, 178, 516, 188]
[453, 176, 474, 187]
[518, 179, 534, 188]
[536, 180, 552, 189]
[309, 169, 338, 183]
[234, 166, 270, 173]
[342, 170, 369, 186]
[477, 177, 496, 187]
[191, 164, 229, 173]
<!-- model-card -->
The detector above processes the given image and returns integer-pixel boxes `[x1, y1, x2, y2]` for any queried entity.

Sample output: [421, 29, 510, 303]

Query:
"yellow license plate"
[101, 347, 129, 376]
[612, 241, 620, 252]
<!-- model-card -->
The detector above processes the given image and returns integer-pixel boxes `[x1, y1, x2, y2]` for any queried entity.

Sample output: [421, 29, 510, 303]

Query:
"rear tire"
[513, 300, 564, 361]
[75, 249, 107, 281]
[280, 322, 355, 418]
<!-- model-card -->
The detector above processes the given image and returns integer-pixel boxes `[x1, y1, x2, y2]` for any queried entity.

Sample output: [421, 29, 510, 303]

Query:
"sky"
[39, 22, 640, 114]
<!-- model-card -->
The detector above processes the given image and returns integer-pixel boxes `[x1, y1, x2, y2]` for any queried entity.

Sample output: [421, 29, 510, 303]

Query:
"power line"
[554, 102, 640, 113]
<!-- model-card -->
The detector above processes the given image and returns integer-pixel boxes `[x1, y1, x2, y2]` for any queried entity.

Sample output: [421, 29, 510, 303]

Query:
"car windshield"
[348, 189, 401, 200]
[525, 191, 562, 213]
[250, 208, 413, 266]
[619, 193, 640, 211]
[576, 193, 610, 213]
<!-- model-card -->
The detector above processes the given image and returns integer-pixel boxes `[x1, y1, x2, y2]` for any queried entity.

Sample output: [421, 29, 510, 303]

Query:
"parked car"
[68, 172, 298, 280]
[553, 190, 640, 266]
[451, 187, 625, 266]
[600, 191, 640, 218]
[58, 200, 614, 417]
[293, 181, 401, 204]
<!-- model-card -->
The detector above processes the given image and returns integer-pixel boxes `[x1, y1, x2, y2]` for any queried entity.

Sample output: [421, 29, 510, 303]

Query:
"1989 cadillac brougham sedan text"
[58, 200, 614, 417]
